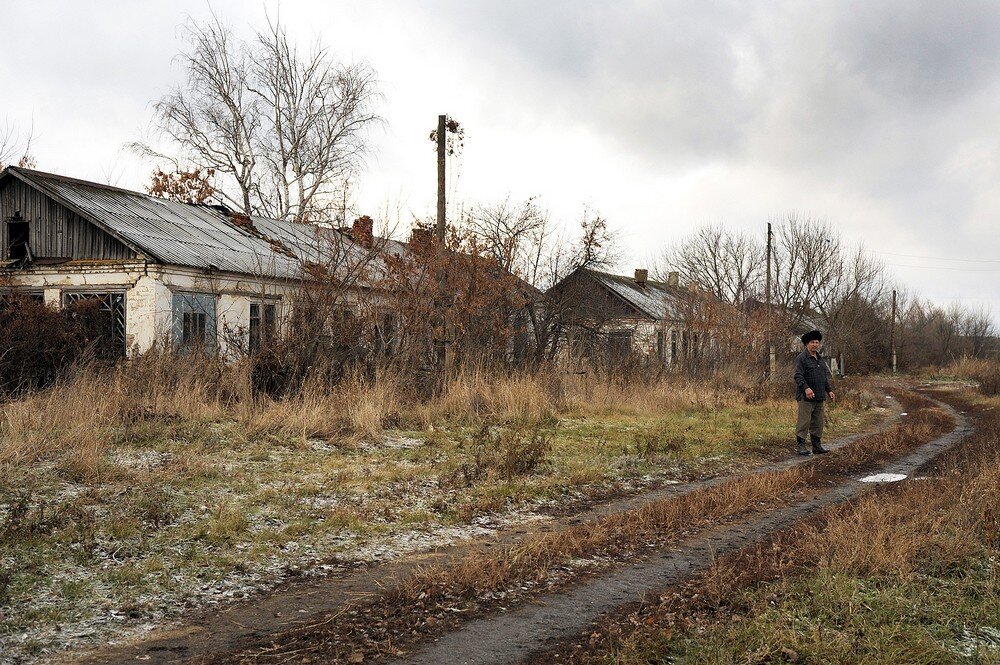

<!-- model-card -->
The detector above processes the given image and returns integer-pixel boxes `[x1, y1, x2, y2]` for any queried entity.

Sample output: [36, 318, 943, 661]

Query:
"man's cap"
[801, 330, 823, 345]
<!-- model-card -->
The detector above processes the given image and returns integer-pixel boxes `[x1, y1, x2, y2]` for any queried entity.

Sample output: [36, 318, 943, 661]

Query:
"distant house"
[0, 166, 386, 357]
[741, 297, 844, 374]
[546, 267, 723, 367]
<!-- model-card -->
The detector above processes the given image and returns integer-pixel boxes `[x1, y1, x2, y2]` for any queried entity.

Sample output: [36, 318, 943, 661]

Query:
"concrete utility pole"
[766, 222, 775, 380]
[890, 289, 897, 373]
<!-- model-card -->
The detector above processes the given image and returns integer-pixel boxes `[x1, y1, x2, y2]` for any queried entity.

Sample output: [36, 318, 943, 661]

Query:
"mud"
[72, 392, 910, 665]
[388, 393, 967, 665]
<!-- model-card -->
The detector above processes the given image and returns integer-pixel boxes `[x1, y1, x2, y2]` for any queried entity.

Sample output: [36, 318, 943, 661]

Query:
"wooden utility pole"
[890, 289, 897, 373]
[434, 114, 451, 377]
[436, 114, 446, 244]
[766, 222, 775, 380]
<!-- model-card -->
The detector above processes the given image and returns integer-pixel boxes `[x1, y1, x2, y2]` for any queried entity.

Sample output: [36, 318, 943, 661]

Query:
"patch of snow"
[858, 473, 908, 483]
[952, 626, 1000, 657]
[384, 435, 424, 449]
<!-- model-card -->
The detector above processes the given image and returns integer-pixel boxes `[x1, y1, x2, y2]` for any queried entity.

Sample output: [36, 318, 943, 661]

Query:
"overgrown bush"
[0, 295, 113, 396]
[445, 423, 553, 487]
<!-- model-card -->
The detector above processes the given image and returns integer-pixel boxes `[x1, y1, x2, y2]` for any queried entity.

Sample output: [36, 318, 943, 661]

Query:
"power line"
[886, 262, 1000, 273]
[875, 250, 1000, 264]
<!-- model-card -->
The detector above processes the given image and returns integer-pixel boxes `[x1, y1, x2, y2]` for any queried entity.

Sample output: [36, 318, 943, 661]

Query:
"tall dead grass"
[0, 353, 825, 478]
[539, 394, 998, 665]
[943, 356, 1000, 396]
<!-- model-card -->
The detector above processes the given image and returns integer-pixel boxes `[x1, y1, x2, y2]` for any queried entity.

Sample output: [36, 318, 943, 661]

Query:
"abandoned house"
[0, 166, 388, 357]
[547, 267, 721, 366]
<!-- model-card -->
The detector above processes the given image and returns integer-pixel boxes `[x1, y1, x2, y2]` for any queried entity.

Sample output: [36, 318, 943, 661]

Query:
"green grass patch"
[636, 567, 1000, 664]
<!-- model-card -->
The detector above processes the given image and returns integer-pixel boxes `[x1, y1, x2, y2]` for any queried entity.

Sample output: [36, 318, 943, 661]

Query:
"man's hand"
[829, 391, 836, 402]
[805, 388, 815, 399]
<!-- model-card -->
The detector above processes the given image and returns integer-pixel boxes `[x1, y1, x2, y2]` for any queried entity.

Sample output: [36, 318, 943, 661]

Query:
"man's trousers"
[796, 399, 825, 442]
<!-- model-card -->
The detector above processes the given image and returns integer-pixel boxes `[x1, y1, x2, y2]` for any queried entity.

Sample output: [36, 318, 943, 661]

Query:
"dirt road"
[390, 392, 966, 664]
[73, 388, 954, 665]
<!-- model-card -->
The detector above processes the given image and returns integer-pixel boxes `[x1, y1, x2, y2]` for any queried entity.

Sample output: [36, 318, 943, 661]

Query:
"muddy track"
[389, 390, 968, 665]
[74, 391, 908, 665]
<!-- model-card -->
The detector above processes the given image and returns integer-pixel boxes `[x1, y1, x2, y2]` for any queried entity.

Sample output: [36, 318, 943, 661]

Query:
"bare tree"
[134, 14, 380, 223]
[0, 118, 36, 169]
[961, 305, 996, 357]
[464, 196, 546, 276]
[660, 225, 763, 304]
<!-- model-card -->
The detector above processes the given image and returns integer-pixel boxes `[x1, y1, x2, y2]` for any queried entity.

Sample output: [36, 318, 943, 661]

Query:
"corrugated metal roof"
[586, 270, 687, 321]
[6, 167, 382, 281]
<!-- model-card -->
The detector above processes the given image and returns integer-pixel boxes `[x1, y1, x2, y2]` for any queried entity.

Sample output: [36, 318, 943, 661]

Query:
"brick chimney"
[409, 227, 433, 252]
[634, 268, 648, 286]
[667, 271, 679, 288]
[352, 215, 374, 247]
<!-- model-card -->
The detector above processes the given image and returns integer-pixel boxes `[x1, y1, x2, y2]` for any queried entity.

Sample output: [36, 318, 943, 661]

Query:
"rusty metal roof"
[4, 167, 379, 280]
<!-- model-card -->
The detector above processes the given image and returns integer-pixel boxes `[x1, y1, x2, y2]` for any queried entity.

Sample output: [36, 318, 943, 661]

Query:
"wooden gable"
[552, 269, 649, 323]
[1, 175, 137, 262]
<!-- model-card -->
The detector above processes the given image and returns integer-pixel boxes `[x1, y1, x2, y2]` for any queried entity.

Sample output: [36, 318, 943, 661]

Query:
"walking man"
[794, 329, 836, 455]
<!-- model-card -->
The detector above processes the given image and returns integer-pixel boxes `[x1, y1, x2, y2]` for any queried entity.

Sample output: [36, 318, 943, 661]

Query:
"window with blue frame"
[172, 293, 217, 351]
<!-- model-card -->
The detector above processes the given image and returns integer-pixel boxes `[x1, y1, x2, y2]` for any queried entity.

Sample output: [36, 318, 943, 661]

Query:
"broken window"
[374, 312, 398, 356]
[63, 292, 126, 358]
[249, 301, 278, 353]
[6, 220, 30, 261]
[656, 330, 665, 361]
[183, 311, 207, 344]
[606, 330, 633, 358]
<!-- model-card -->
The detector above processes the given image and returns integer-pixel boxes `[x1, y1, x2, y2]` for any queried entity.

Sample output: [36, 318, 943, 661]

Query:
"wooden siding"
[1, 178, 136, 260]
[555, 272, 646, 323]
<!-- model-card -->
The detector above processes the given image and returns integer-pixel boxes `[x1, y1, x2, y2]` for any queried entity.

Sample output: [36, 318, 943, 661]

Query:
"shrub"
[0, 294, 111, 396]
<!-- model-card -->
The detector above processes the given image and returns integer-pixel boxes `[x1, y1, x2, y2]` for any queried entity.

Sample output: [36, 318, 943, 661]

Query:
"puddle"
[858, 473, 907, 483]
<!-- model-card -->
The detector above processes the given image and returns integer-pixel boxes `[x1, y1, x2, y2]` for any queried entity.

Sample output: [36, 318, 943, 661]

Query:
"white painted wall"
[125, 275, 172, 354]
[4, 262, 385, 357]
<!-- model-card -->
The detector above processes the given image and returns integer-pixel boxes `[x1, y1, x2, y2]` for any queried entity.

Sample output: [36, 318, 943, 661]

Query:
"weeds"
[534, 391, 999, 665]
[226, 391, 947, 664]
[0, 354, 883, 662]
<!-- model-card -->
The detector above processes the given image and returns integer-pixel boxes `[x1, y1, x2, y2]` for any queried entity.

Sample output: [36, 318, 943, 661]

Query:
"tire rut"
[73, 392, 906, 665]
[389, 392, 968, 665]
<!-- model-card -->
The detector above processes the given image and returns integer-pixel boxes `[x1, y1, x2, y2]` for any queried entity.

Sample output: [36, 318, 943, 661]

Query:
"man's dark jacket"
[793, 350, 833, 401]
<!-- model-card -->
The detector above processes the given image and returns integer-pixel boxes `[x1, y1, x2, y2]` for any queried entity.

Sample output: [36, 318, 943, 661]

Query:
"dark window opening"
[607, 330, 633, 358]
[570, 328, 597, 359]
[656, 331, 665, 361]
[670, 330, 678, 363]
[375, 312, 398, 356]
[7, 221, 30, 261]
[249, 302, 277, 352]
[183, 311, 207, 345]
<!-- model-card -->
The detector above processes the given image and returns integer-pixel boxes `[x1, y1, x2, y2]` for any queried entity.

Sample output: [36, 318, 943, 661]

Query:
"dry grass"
[536, 392, 1000, 665]
[1, 355, 811, 478]
[207, 387, 950, 664]
[943, 356, 1000, 396]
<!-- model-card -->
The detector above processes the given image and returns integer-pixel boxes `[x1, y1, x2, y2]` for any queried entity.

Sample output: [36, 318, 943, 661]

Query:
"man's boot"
[796, 436, 811, 455]
[811, 435, 829, 454]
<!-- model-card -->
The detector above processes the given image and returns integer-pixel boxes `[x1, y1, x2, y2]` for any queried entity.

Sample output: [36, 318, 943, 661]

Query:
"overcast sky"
[3, 0, 999, 320]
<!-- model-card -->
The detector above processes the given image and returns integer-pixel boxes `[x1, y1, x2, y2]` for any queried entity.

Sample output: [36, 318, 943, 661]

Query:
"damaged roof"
[564, 268, 689, 321]
[1, 167, 379, 280]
